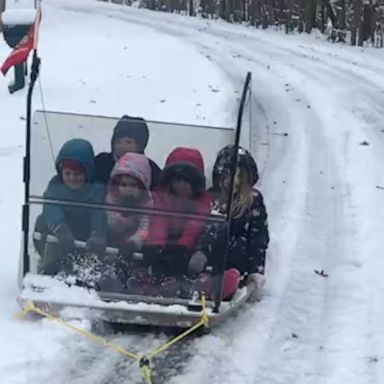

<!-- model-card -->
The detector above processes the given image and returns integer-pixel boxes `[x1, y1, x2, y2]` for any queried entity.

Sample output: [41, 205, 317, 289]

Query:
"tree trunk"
[320, 0, 326, 33]
[226, 0, 233, 20]
[359, 4, 377, 46]
[243, 0, 248, 22]
[285, 0, 293, 33]
[253, 0, 261, 26]
[304, 0, 316, 33]
[267, 0, 273, 26]
[357, 2, 365, 46]
[188, 0, 194, 16]
[298, 0, 305, 33]
[351, 0, 360, 45]
[261, 0, 268, 28]
[339, 0, 346, 29]
[219, 0, 226, 19]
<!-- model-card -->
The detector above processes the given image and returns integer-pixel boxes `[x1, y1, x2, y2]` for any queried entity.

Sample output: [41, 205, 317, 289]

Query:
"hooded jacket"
[146, 147, 211, 251]
[198, 145, 269, 275]
[95, 115, 161, 188]
[42, 139, 106, 241]
[211, 145, 259, 192]
[106, 152, 153, 247]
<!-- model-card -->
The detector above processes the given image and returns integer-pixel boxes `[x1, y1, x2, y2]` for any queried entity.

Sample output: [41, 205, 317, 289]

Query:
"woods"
[133, 0, 384, 47]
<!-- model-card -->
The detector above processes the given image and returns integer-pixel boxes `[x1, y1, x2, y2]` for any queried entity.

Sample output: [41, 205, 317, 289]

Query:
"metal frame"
[22, 50, 40, 276]
[213, 71, 252, 312]
[18, 274, 254, 328]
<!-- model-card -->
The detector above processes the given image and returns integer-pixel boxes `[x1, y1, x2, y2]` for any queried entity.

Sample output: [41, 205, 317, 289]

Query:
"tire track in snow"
[54, 329, 185, 384]
[256, 42, 384, 384]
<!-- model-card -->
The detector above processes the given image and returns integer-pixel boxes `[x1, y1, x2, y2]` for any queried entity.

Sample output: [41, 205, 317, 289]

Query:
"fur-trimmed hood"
[160, 147, 206, 196]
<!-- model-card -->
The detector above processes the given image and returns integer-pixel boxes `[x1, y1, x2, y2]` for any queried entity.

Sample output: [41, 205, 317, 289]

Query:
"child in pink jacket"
[106, 152, 152, 254]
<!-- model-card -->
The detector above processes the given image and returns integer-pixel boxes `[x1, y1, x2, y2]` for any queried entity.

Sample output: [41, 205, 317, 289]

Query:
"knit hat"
[111, 115, 149, 154]
[60, 159, 86, 174]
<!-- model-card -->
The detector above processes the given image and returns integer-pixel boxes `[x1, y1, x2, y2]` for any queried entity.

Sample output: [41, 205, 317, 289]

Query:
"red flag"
[1, 7, 41, 76]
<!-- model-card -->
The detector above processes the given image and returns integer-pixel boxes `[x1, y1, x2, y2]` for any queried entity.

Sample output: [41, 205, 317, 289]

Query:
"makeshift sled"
[19, 272, 255, 328]
[17, 49, 253, 330]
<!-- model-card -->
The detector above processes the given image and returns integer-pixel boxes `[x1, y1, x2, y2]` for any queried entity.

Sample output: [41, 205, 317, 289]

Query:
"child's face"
[114, 137, 139, 159]
[117, 175, 141, 198]
[170, 177, 193, 199]
[220, 169, 241, 192]
[62, 168, 86, 190]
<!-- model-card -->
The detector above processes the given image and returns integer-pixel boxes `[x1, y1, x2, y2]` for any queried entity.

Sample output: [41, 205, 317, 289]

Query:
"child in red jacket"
[144, 147, 211, 280]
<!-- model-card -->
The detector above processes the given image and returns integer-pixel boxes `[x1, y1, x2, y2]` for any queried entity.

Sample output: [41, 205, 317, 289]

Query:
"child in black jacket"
[189, 145, 269, 300]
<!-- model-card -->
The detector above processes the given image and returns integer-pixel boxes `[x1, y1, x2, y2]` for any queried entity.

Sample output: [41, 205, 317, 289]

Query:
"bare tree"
[359, 2, 377, 46]
[351, 0, 361, 45]
[285, 0, 293, 33]
[304, 0, 316, 33]
[188, 0, 194, 15]
[338, 0, 346, 28]
[130, 0, 383, 48]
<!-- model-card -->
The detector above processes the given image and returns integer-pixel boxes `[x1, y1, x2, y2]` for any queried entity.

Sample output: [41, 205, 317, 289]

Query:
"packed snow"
[1, 0, 384, 383]
[1, 9, 37, 26]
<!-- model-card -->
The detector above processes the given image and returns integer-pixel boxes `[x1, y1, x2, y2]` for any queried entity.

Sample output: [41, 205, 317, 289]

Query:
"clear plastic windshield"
[27, 111, 235, 302]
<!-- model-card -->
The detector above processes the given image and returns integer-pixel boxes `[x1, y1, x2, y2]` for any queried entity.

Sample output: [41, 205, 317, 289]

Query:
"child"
[34, 139, 106, 275]
[95, 152, 154, 292]
[189, 145, 269, 301]
[95, 115, 161, 189]
[144, 147, 212, 281]
[106, 152, 152, 252]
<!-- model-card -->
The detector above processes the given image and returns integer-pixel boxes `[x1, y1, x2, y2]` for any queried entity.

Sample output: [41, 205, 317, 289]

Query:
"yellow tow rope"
[16, 296, 209, 384]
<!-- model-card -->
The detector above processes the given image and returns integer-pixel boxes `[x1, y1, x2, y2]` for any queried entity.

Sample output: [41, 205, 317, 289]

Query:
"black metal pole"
[213, 71, 252, 312]
[23, 50, 41, 276]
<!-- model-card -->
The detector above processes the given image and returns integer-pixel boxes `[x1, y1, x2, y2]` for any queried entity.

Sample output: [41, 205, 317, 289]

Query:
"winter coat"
[95, 152, 161, 189]
[199, 190, 269, 275]
[42, 139, 106, 241]
[106, 152, 153, 247]
[197, 145, 269, 275]
[146, 147, 211, 251]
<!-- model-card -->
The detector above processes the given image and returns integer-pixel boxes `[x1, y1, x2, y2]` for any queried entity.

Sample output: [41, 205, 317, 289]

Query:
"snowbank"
[1, 9, 36, 26]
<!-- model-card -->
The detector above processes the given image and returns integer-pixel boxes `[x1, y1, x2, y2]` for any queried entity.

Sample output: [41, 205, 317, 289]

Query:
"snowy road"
[1, 0, 384, 383]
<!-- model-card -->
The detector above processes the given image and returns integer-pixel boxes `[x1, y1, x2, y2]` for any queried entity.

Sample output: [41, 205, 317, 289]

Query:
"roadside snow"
[1, 0, 384, 383]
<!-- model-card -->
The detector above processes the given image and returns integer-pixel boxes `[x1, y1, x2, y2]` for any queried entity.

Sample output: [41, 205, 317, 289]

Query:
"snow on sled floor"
[19, 273, 251, 328]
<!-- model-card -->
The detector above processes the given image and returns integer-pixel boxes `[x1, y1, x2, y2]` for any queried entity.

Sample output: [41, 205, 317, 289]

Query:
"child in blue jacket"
[35, 138, 107, 275]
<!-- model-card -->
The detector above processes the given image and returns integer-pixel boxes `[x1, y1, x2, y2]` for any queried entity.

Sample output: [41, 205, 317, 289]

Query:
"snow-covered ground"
[1, 0, 384, 383]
